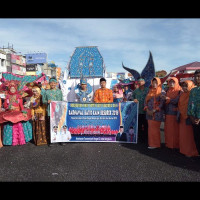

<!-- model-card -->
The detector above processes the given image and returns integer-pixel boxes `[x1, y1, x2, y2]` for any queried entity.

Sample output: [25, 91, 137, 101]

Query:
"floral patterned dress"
[30, 94, 47, 146]
[44, 88, 63, 117]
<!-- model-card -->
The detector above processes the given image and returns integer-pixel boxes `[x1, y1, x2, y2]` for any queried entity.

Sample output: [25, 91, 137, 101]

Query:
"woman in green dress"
[43, 77, 63, 146]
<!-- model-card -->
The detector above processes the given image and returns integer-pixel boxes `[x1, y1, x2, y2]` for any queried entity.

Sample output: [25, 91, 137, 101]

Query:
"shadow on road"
[120, 141, 200, 173]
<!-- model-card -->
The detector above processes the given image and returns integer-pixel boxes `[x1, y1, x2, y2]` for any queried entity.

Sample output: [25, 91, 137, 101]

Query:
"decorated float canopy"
[122, 51, 156, 88]
[68, 46, 105, 79]
[168, 61, 200, 82]
[0, 72, 47, 91]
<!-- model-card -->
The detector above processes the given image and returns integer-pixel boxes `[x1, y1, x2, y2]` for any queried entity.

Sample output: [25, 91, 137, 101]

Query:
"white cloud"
[0, 18, 200, 73]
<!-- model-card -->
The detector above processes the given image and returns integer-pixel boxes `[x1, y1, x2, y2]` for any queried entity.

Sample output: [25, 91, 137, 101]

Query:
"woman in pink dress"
[0, 98, 3, 148]
[0, 80, 32, 146]
[113, 84, 124, 103]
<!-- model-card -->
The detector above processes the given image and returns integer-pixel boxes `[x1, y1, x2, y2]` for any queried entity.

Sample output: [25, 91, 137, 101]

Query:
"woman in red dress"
[0, 80, 32, 146]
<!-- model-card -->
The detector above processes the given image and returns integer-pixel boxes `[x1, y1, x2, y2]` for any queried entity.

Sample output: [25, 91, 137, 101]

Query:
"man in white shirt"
[51, 125, 58, 143]
[61, 125, 72, 142]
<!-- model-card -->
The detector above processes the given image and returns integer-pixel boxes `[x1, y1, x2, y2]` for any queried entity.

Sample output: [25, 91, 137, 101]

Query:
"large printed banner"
[50, 102, 138, 143]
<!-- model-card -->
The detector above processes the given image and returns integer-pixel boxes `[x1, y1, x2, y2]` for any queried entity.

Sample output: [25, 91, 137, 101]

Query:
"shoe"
[148, 146, 157, 149]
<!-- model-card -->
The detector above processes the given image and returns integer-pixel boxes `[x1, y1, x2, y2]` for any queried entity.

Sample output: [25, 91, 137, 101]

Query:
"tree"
[156, 70, 167, 77]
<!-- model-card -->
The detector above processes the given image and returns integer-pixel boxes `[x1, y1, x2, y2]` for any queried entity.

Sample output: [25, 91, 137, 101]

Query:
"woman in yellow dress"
[30, 83, 47, 146]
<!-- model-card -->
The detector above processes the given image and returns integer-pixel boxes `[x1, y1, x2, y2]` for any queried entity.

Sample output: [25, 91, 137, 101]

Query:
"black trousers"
[138, 114, 148, 143]
[46, 116, 51, 144]
[192, 123, 200, 154]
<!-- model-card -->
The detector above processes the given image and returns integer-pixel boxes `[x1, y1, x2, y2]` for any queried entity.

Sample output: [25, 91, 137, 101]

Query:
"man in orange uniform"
[94, 78, 113, 103]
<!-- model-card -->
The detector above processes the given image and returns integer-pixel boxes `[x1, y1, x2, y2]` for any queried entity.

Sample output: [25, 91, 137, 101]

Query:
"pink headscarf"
[113, 84, 124, 98]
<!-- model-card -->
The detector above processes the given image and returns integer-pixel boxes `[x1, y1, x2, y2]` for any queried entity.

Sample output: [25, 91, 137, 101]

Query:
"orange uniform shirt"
[94, 88, 113, 103]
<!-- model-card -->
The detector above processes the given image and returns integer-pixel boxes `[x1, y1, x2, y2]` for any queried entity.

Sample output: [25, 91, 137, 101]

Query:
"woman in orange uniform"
[144, 77, 166, 149]
[162, 77, 182, 149]
[178, 80, 199, 157]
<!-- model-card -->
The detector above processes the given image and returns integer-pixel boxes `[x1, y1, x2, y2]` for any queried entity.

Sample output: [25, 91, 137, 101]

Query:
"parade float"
[121, 51, 186, 86]
[122, 51, 156, 88]
[53, 46, 139, 144]
[59, 46, 122, 102]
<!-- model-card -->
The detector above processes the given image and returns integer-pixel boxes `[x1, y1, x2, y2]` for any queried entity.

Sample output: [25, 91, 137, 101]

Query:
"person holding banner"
[94, 78, 113, 103]
[132, 78, 149, 144]
[30, 83, 48, 146]
[161, 77, 182, 150]
[43, 77, 63, 146]
[144, 77, 166, 149]
[188, 69, 200, 155]
[178, 80, 198, 157]
[75, 77, 93, 103]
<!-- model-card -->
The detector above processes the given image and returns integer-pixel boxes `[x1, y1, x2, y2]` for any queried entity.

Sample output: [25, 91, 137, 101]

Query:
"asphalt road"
[0, 124, 200, 182]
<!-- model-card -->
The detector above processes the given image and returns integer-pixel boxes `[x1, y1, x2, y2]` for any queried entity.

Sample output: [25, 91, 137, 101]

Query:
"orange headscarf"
[178, 80, 195, 119]
[145, 77, 162, 103]
[166, 77, 182, 99]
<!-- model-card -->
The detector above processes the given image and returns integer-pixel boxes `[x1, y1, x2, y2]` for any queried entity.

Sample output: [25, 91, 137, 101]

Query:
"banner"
[26, 64, 36, 71]
[50, 101, 138, 143]
[25, 53, 47, 64]
[11, 54, 26, 66]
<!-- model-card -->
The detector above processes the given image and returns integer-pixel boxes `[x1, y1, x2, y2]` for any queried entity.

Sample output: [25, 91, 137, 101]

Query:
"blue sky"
[0, 18, 200, 74]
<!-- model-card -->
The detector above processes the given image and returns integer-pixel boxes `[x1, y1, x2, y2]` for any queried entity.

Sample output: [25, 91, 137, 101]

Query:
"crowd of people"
[0, 69, 199, 158]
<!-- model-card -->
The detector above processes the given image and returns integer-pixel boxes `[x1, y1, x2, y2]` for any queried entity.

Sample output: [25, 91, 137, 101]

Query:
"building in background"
[0, 49, 7, 78]
[0, 45, 26, 76]
[25, 53, 57, 78]
[25, 53, 47, 76]
[105, 72, 131, 80]
[11, 53, 26, 75]
[0, 45, 59, 79]
[46, 61, 57, 78]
